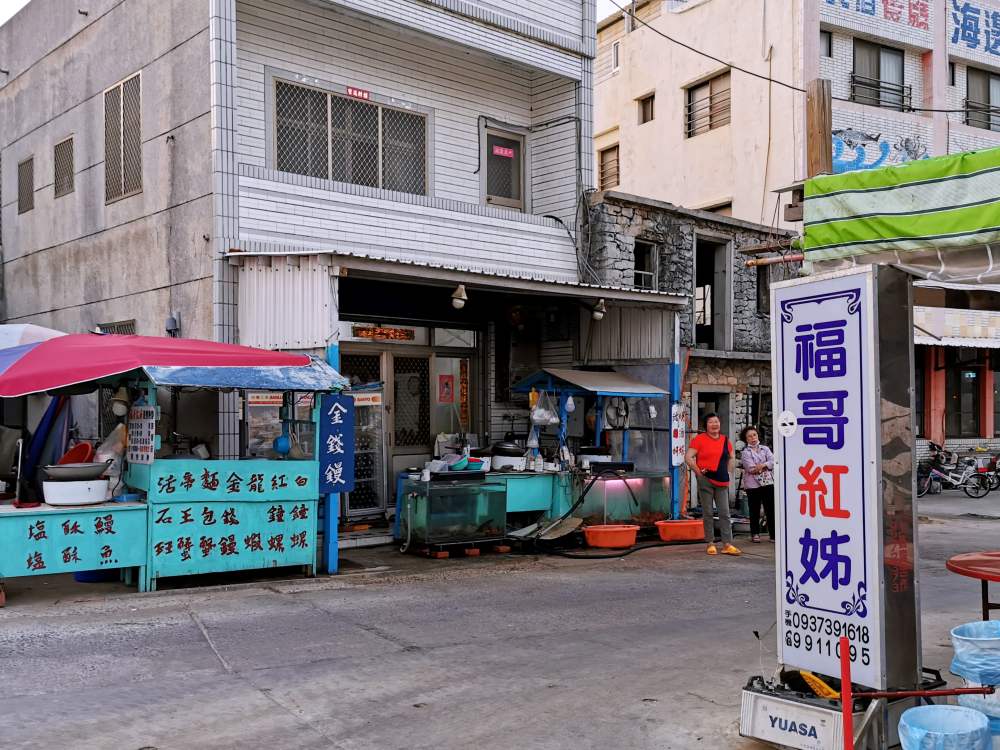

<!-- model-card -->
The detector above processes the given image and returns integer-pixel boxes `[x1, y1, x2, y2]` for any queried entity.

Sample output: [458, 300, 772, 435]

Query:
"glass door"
[340, 354, 388, 519]
[391, 356, 432, 478]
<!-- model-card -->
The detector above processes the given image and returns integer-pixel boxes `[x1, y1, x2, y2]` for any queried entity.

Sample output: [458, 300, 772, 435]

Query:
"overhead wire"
[605, 0, 981, 115]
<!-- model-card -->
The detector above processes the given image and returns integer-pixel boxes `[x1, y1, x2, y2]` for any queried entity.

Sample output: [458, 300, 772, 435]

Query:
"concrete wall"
[587, 192, 798, 354]
[594, 0, 803, 227]
[0, 0, 214, 337]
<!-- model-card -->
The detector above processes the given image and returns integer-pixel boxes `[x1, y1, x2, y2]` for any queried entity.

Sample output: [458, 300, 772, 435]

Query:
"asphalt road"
[0, 513, 994, 750]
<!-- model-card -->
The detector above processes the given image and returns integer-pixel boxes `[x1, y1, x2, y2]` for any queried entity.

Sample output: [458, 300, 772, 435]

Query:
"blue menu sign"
[319, 393, 355, 493]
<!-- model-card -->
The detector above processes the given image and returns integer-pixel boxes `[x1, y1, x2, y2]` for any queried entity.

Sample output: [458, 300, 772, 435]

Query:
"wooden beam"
[737, 238, 796, 256]
[806, 79, 833, 178]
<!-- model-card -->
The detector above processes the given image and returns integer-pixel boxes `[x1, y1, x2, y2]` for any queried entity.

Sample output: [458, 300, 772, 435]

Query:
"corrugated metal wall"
[237, 255, 335, 350]
[582, 306, 675, 362]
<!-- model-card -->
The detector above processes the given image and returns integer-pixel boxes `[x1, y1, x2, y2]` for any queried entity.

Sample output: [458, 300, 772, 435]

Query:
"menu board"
[149, 500, 317, 577]
[127, 406, 157, 465]
[0, 505, 147, 577]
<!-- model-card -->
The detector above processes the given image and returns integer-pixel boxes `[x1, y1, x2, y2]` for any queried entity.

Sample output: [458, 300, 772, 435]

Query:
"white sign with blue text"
[772, 267, 883, 689]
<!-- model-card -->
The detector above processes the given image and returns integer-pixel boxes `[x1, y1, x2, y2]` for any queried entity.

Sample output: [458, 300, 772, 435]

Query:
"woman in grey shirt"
[740, 426, 775, 543]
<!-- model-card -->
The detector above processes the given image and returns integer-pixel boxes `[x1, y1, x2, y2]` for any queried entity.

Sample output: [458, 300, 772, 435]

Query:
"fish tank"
[399, 479, 506, 546]
[572, 472, 671, 526]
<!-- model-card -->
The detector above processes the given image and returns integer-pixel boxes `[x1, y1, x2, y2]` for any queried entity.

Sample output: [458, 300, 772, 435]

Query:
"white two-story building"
[0, 0, 685, 537]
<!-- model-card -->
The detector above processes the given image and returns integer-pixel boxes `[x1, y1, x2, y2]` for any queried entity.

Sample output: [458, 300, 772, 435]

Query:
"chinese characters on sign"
[951, 0, 1000, 54]
[319, 394, 355, 494]
[825, 0, 928, 30]
[0, 507, 146, 577]
[773, 270, 883, 689]
[149, 460, 315, 502]
[149, 500, 316, 575]
[126, 405, 157, 465]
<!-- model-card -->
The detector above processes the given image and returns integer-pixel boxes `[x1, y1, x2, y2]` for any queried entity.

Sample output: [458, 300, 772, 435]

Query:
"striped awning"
[804, 148, 1000, 266]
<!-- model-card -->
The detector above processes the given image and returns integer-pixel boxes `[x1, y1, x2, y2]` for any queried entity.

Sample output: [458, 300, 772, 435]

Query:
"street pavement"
[0, 510, 996, 750]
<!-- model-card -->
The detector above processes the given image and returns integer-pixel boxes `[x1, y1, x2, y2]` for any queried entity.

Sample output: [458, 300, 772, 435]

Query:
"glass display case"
[399, 479, 506, 546]
[344, 391, 388, 519]
[572, 472, 671, 526]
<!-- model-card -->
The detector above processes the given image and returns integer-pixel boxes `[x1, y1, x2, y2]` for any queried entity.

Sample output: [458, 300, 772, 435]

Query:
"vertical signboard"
[127, 406, 157, 465]
[319, 393, 355, 494]
[772, 267, 884, 689]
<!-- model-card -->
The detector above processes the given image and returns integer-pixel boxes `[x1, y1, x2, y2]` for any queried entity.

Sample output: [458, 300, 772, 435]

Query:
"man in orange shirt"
[685, 413, 741, 556]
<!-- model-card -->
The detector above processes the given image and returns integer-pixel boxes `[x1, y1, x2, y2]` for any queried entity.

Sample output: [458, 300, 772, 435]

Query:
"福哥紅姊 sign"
[772, 267, 884, 689]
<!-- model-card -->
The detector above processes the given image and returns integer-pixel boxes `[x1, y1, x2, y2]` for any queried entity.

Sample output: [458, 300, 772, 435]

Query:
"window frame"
[104, 71, 143, 205]
[599, 144, 620, 191]
[268, 73, 432, 197]
[54, 136, 75, 199]
[756, 264, 772, 315]
[851, 38, 909, 111]
[685, 71, 732, 138]
[638, 93, 655, 124]
[482, 127, 526, 211]
[965, 65, 1000, 131]
[820, 30, 832, 58]
[17, 157, 34, 215]
[612, 40, 621, 72]
[633, 239, 657, 290]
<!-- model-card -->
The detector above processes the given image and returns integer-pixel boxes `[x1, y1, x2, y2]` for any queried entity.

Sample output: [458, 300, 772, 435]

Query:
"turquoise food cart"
[0, 335, 348, 604]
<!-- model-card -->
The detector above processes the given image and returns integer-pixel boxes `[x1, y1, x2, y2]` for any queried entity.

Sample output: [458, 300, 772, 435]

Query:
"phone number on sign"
[784, 610, 871, 665]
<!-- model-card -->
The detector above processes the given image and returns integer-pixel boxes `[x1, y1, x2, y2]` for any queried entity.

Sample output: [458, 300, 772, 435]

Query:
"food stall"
[0, 334, 348, 604]
[397, 368, 678, 553]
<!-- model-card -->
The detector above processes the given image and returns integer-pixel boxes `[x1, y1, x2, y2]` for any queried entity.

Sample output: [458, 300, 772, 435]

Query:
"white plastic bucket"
[898, 705, 990, 750]
[42, 479, 109, 506]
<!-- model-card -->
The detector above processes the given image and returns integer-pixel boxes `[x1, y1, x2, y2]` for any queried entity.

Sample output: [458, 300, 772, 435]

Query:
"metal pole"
[840, 636, 854, 750]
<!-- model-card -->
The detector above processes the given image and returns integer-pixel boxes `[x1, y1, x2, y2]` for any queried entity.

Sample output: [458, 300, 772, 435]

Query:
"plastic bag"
[96, 424, 128, 498]
[952, 621, 1000, 684]
[531, 391, 560, 426]
[957, 678, 1000, 718]
[898, 705, 989, 750]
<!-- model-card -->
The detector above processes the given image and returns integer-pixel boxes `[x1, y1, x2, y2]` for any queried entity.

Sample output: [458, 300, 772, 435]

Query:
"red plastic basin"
[583, 524, 640, 549]
[655, 519, 704, 542]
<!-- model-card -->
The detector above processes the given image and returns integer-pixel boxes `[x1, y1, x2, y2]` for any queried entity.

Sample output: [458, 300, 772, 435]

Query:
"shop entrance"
[339, 333, 479, 525]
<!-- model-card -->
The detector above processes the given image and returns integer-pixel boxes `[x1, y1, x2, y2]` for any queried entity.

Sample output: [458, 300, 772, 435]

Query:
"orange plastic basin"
[583, 524, 640, 548]
[58, 442, 94, 465]
[655, 519, 704, 542]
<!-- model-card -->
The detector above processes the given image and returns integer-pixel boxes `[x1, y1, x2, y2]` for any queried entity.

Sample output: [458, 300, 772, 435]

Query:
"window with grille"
[54, 138, 74, 198]
[274, 80, 427, 195]
[17, 158, 33, 214]
[599, 145, 619, 190]
[105, 73, 142, 203]
[686, 71, 731, 137]
[638, 93, 655, 124]
[485, 131, 524, 210]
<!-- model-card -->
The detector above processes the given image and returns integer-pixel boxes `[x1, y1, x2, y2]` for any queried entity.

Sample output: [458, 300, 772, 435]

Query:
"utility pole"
[781, 78, 832, 224]
[806, 78, 833, 178]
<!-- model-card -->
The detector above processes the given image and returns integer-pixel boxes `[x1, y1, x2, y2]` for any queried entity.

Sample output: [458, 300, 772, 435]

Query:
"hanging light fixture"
[592, 298, 607, 321]
[451, 284, 468, 310]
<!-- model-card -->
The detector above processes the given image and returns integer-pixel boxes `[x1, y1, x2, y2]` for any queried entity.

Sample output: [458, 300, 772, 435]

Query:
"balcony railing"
[965, 98, 1000, 131]
[849, 73, 912, 112]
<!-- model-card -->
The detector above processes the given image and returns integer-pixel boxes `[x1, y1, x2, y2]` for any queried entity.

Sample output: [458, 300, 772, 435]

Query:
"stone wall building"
[588, 190, 798, 446]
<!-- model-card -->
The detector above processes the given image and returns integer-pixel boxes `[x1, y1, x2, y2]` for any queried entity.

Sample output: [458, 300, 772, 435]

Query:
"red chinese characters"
[798, 460, 850, 519]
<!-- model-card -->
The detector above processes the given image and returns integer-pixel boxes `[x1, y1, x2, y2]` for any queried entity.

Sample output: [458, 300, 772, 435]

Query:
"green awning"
[804, 147, 1000, 264]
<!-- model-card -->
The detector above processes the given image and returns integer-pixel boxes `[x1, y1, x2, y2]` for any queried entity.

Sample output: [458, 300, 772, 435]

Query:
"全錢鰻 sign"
[319, 393, 355, 494]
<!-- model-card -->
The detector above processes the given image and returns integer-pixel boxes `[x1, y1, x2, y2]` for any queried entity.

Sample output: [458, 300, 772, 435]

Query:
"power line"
[606, 0, 978, 114]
